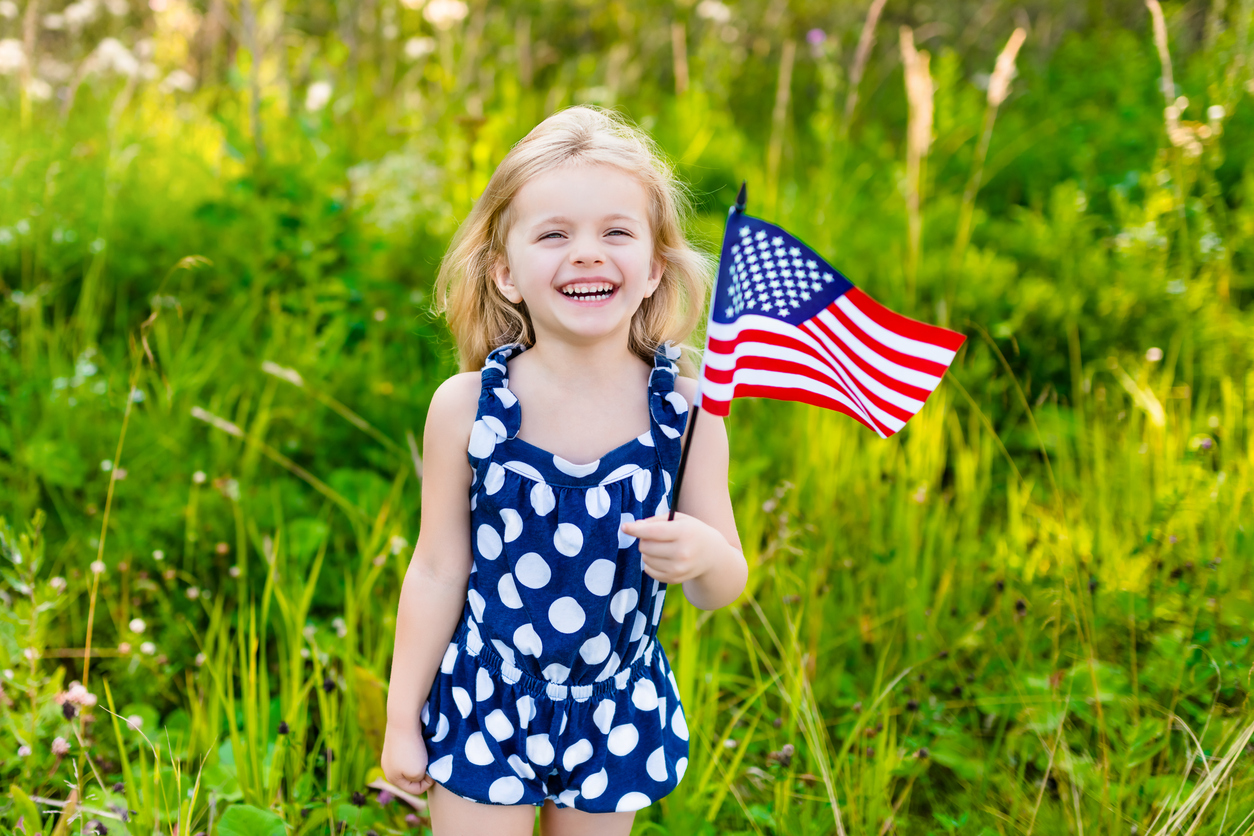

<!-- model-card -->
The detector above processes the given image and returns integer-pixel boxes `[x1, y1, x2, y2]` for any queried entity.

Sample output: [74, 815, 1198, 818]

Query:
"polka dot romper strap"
[421, 342, 693, 813]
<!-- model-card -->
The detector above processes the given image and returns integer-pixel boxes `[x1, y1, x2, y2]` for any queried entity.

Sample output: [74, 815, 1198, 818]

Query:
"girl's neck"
[521, 336, 645, 390]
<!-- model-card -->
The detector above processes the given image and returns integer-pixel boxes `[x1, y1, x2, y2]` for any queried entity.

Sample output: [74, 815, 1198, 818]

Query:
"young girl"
[382, 106, 746, 836]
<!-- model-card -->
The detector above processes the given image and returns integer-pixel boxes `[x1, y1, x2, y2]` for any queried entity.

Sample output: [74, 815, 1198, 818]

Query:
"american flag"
[696, 206, 966, 438]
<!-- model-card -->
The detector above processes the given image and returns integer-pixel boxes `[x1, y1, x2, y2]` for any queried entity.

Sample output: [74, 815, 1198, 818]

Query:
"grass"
[3, 1, 1254, 833]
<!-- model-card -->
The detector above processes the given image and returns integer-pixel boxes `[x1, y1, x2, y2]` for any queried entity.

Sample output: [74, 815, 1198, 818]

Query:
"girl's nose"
[569, 233, 605, 266]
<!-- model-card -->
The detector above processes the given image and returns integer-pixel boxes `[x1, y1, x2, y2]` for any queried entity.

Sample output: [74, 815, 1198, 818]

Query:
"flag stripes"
[699, 288, 963, 437]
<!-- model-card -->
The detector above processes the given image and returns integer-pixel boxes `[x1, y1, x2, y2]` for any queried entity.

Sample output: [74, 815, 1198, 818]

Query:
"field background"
[4, 0, 1254, 833]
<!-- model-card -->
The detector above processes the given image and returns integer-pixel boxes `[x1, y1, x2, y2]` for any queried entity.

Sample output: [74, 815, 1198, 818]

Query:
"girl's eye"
[608, 229, 630, 236]
[540, 232, 565, 240]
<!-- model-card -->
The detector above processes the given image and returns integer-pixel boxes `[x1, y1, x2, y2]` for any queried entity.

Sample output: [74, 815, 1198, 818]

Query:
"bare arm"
[621, 377, 746, 611]
[382, 373, 479, 789]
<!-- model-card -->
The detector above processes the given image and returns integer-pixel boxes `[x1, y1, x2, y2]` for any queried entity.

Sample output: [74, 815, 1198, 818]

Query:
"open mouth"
[559, 282, 616, 302]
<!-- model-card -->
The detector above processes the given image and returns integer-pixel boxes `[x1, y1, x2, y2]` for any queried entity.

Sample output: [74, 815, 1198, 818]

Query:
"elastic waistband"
[454, 619, 658, 703]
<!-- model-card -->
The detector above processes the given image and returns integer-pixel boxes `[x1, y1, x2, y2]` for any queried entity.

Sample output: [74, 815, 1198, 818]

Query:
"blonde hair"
[434, 106, 712, 374]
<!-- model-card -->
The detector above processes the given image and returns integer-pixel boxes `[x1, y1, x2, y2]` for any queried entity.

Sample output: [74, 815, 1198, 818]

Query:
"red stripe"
[824, 303, 950, 378]
[802, 317, 932, 404]
[845, 288, 967, 351]
[701, 354, 887, 432]
[704, 329, 894, 433]
[702, 385, 894, 437]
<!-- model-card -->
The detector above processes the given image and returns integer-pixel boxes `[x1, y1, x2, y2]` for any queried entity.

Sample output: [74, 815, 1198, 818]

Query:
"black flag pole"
[667, 181, 747, 521]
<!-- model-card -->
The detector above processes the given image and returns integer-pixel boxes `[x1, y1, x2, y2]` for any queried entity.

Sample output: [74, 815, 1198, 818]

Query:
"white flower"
[0, 2, 18, 20]
[114, 467, 128, 480]
[423, 0, 467, 30]
[185, 586, 200, 600]
[152, 549, 165, 561]
[64, 0, 101, 30]
[696, 0, 731, 23]
[38, 57, 74, 84]
[1146, 347, 1163, 362]
[192, 470, 206, 484]
[23, 647, 40, 661]
[160, 69, 196, 93]
[104, 0, 128, 14]
[332, 617, 347, 638]
[101, 459, 113, 472]
[140, 641, 156, 655]
[195, 652, 206, 666]
[50, 576, 67, 593]
[66, 682, 98, 706]
[390, 535, 408, 555]
[404, 36, 436, 60]
[43, 13, 66, 30]
[228, 565, 240, 577]
[305, 80, 332, 112]
[126, 714, 143, 729]
[91, 560, 106, 575]
[17, 745, 31, 757]
[129, 618, 146, 634]
[118, 641, 131, 654]
[25, 78, 53, 101]
[89, 38, 140, 77]
[52, 737, 71, 755]
[1207, 104, 1225, 122]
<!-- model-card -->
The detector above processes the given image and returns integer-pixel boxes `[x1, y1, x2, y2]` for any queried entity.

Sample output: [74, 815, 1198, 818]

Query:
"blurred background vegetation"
[3, 0, 1254, 833]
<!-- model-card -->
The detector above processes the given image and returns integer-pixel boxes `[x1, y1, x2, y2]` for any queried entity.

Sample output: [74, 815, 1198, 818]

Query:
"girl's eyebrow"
[530, 213, 642, 230]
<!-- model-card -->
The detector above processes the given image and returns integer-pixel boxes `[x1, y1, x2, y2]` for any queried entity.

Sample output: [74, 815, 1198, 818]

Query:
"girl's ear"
[644, 255, 666, 298]
[491, 255, 524, 304]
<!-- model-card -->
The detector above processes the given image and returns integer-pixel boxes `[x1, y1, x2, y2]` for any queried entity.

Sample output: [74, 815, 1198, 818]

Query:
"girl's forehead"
[511, 162, 651, 221]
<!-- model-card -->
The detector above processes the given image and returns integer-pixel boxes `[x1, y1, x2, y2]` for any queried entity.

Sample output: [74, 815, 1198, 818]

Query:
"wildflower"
[63, 701, 78, 719]
[114, 468, 128, 480]
[1146, 347, 1163, 362]
[64, 0, 100, 30]
[50, 576, 67, 593]
[323, 676, 336, 693]
[305, 81, 332, 112]
[140, 642, 155, 655]
[88, 819, 109, 834]
[43, 13, 67, 30]
[112, 781, 124, 793]
[1015, 598, 1028, 615]
[152, 549, 165, 561]
[373, 308, 387, 322]
[129, 618, 146, 634]
[185, 586, 200, 600]
[696, 0, 731, 23]
[195, 653, 206, 666]
[917, 747, 930, 759]
[23, 647, 39, 661]
[17, 744, 31, 757]
[215, 541, 229, 556]
[911, 483, 927, 503]
[91, 560, 106, 575]
[995, 579, 1004, 592]
[118, 642, 131, 654]
[906, 699, 919, 711]
[228, 566, 240, 578]
[277, 720, 289, 735]
[163, 569, 176, 581]
[159, 69, 195, 93]
[376, 788, 394, 805]
[0, 39, 25, 75]
[351, 791, 367, 806]
[403, 37, 435, 60]
[390, 535, 408, 555]
[52, 736, 71, 755]
[332, 617, 347, 638]
[192, 470, 206, 484]
[126, 715, 143, 729]
[723, 738, 738, 748]
[0, 2, 17, 19]
[423, 0, 467, 30]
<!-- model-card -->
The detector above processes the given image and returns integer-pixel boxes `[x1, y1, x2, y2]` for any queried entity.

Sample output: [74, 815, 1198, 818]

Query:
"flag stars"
[789, 247, 800, 256]
[822, 273, 835, 283]
[772, 237, 783, 247]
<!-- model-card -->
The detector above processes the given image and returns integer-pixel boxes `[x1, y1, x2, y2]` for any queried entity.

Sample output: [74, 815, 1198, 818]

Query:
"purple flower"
[806, 28, 826, 45]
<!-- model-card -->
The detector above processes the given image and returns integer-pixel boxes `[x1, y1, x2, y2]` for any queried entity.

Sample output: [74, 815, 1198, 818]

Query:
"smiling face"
[491, 162, 665, 349]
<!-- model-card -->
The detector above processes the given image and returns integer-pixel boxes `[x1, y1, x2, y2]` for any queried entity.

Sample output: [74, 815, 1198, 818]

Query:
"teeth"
[561, 283, 614, 299]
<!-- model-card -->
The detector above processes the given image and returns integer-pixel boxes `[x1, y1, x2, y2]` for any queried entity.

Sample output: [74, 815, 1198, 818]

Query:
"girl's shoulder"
[424, 372, 482, 443]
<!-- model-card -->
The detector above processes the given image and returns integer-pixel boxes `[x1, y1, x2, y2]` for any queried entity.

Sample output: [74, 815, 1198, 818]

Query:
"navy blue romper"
[420, 342, 692, 813]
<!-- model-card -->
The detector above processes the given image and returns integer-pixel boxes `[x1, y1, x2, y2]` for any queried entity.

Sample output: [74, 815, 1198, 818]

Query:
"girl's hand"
[621, 512, 731, 585]
[381, 723, 434, 796]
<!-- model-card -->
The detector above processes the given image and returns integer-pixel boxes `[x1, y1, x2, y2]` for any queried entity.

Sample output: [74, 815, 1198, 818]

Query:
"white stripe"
[704, 318, 881, 428]
[812, 309, 944, 391]
[802, 317, 929, 411]
[835, 295, 958, 365]
[700, 369, 899, 437]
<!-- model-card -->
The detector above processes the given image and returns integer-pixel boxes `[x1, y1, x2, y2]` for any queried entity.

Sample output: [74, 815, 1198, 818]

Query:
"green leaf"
[9, 784, 42, 830]
[216, 804, 286, 836]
